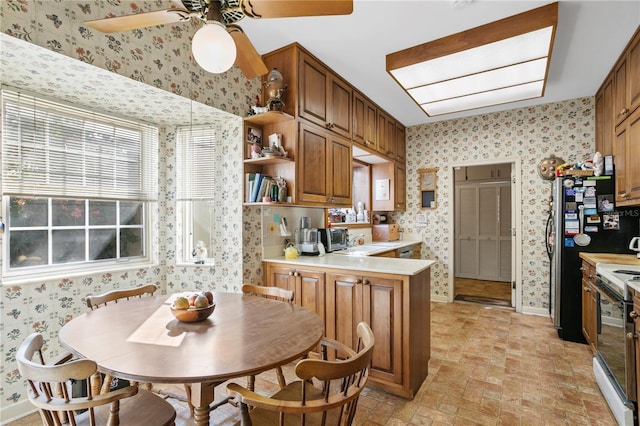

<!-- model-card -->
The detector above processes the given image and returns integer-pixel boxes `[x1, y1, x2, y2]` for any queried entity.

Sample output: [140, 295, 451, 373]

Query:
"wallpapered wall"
[396, 99, 594, 309]
[0, 0, 260, 417]
[0, 0, 597, 419]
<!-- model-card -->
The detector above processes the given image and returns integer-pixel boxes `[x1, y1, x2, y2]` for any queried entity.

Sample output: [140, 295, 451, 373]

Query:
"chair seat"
[242, 381, 342, 426]
[54, 389, 176, 426]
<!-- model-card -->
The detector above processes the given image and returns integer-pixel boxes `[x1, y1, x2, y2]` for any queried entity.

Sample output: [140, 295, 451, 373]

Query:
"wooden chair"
[241, 284, 295, 391]
[85, 284, 158, 310]
[16, 333, 176, 426]
[226, 321, 375, 426]
[84, 284, 158, 396]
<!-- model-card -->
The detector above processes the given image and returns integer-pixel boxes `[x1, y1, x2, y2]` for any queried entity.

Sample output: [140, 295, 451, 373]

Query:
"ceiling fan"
[84, 0, 353, 79]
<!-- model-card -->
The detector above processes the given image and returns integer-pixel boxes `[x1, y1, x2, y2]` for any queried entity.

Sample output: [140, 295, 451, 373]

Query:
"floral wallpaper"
[396, 99, 594, 310]
[0, 0, 599, 421]
[0, 0, 260, 419]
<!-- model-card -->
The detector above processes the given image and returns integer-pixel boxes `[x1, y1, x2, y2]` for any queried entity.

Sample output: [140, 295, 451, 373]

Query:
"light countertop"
[578, 253, 640, 267]
[332, 240, 421, 256]
[263, 252, 434, 276]
[579, 252, 640, 293]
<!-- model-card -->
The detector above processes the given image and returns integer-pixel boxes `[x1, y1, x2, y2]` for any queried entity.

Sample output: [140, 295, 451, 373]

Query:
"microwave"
[318, 228, 349, 252]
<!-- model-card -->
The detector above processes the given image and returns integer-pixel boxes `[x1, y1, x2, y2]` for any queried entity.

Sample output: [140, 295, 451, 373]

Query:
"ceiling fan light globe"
[192, 23, 237, 74]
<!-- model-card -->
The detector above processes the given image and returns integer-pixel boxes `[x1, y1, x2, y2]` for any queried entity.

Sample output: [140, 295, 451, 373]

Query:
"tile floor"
[8, 301, 617, 425]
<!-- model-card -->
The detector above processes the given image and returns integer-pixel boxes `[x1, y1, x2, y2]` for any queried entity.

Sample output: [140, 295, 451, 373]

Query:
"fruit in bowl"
[170, 292, 215, 322]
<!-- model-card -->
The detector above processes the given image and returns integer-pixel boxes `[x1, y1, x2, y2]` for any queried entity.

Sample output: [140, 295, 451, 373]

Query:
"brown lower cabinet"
[263, 260, 431, 398]
[581, 260, 598, 352]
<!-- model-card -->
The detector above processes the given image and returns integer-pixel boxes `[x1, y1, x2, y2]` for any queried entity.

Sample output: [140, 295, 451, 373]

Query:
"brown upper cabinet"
[594, 26, 639, 207]
[352, 90, 378, 150]
[595, 72, 614, 156]
[614, 30, 640, 127]
[377, 109, 396, 159]
[297, 121, 352, 206]
[259, 43, 405, 208]
[395, 122, 406, 163]
[614, 107, 640, 206]
[298, 51, 352, 139]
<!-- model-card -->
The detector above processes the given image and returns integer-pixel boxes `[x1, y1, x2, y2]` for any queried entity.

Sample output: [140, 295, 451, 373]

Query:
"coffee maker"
[296, 217, 319, 255]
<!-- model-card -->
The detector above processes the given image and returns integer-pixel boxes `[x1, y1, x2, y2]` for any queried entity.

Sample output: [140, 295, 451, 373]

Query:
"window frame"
[175, 124, 218, 266]
[1, 89, 158, 283]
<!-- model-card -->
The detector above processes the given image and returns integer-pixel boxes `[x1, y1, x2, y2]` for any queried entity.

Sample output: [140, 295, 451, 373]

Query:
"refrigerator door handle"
[545, 212, 554, 259]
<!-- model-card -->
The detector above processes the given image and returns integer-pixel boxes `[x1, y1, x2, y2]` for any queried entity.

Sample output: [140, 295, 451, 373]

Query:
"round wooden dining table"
[59, 292, 324, 426]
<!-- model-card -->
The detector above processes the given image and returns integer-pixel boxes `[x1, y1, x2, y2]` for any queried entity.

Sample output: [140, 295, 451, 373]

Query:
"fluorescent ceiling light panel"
[422, 81, 544, 116]
[386, 2, 558, 117]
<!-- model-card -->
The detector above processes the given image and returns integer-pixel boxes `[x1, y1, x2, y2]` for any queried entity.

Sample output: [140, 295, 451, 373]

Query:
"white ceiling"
[238, 0, 640, 127]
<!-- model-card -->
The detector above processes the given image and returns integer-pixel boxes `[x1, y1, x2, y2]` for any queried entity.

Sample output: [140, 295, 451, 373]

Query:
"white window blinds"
[1, 90, 158, 201]
[176, 125, 217, 200]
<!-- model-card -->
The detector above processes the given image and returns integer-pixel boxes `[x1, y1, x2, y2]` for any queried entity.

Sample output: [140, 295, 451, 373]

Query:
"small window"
[7, 197, 145, 269]
[1, 89, 158, 280]
[176, 125, 217, 265]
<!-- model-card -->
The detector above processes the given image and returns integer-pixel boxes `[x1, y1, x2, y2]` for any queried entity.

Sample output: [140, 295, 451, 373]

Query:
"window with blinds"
[1, 89, 158, 277]
[176, 125, 217, 264]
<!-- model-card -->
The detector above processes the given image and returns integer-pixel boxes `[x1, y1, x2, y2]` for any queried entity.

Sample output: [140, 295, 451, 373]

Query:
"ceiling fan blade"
[240, 0, 353, 19]
[85, 8, 189, 33]
[228, 25, 269, 79]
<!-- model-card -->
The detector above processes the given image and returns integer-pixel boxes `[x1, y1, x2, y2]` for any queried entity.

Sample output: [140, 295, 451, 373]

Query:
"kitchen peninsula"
[263, 252, 434, 398]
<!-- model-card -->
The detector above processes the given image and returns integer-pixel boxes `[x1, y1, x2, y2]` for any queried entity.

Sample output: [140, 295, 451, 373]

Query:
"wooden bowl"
[170, 303, 215, 322]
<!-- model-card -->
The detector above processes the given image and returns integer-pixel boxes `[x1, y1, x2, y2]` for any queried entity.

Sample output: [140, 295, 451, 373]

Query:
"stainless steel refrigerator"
[547, 175, 639, 343]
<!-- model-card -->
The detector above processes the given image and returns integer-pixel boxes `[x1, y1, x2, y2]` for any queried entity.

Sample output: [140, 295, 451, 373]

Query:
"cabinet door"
[385, 116, 396, 159]
[615, 54, 628, 126]
[325, 273, 363, 351]
[327, 134, 352, 205]
[295, 269, 326, 326]
[376, 110, 390, 157]
[299, 52, 328, 128]
[395, 123, 406, 163]
[352, 91, 366, 145]
[581, 271, 597, 352]
[596, 74, 614, 156]
[615, 107, 640, 206]
[328, 74, 352, 139]
[394, 162, 406, 211]
[364, 100, 378, 150]
[465, 165, 494, 181]
[266, 264, 296, 294]
[361, 276, 403, 384]
[628, 31, 640, 117]
[298, 122, 330, 204]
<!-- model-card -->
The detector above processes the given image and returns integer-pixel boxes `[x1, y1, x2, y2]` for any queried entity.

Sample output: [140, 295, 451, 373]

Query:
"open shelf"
[244, 156, 294, 165]
[244, 111, 294, 126]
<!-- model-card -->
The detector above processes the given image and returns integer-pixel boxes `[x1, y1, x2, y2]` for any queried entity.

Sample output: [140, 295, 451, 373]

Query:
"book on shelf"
[250, 173, 263, 202]
[246, 173, 256, 203]
[256, 175, 273, 201]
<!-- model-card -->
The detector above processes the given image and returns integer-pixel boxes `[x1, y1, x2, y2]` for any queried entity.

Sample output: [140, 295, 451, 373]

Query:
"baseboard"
[430, 294, 447, 303]
[0, 399, 37, 425]
[521, 306, 549, 317]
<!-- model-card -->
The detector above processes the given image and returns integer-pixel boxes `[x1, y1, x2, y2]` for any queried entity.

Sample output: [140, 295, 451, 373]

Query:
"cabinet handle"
[620, 107, 628, 116]
[364, 140, 371, 146]
[620, 192, 630, 199]
[580, 267, 585, 271]
[630, 311, 639, 319]
[627, 332, 635, 341]
[589, 274, 594, 279]
[294, 272, 300, 277]
[386, 150, 393, 156]
[326, 122, 335, 129]
[363, 280, 370, 285]
[289, 271, 294, 276]
[584, 286, 590, 292]
[356, 279, 363, 285]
